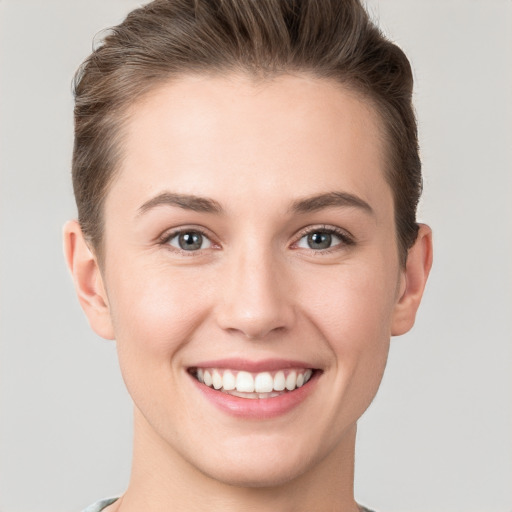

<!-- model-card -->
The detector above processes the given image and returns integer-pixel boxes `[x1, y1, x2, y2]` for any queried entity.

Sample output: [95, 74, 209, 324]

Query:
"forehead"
[109, 73, 391, 217]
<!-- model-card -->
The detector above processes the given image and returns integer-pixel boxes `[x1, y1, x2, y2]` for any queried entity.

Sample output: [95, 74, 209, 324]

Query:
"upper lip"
[190, 358, 317, 373]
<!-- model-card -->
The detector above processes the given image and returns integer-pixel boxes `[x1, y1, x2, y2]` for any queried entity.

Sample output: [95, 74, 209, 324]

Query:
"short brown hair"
[72, 0, 421, 265]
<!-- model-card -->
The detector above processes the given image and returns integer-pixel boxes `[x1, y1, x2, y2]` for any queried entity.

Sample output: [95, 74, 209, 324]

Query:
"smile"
[191, 368, 314, 399]
[188, 359, 321, 418]
[190, 368, 313, 399]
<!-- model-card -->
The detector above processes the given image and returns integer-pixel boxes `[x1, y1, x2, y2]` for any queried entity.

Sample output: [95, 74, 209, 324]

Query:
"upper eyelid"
[158, 225, 214, 244]
[293, 224, 354, 242]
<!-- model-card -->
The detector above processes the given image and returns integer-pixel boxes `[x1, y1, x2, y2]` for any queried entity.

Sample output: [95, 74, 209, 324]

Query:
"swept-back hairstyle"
[73, 0, 421, 265]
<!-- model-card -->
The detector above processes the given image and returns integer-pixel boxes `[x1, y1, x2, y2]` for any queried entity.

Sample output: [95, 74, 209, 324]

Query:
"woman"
[64, 0, 432, 510]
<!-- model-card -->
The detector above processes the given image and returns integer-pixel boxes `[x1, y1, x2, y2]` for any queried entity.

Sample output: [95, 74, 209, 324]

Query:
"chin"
[202, 456, 311, 489]
[188, 434, 321, 489]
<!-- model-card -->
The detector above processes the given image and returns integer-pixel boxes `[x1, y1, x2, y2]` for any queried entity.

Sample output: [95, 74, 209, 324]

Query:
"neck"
[116, 408, 360, 512]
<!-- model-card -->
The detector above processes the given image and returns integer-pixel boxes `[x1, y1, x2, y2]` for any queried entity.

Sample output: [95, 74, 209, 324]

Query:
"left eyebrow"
[137, 192, 223, 216]
[289, 191, 374, 216]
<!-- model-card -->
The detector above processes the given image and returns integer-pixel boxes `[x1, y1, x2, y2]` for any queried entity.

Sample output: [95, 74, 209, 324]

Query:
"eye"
[295, 227, 352, 251]
[167, 230, 212, 251]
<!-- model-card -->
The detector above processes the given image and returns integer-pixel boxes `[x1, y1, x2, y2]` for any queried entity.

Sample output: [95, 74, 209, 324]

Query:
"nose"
[215, 248, 296, 340]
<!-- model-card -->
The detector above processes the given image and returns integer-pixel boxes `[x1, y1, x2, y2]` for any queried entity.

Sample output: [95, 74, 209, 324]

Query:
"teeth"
[254, 372, 273, 393]
[194, 367, 315, 395]
[285, 371, 297, 391]
[227, 390, 259, 399]
[274, 371, 286, 391]
[259, 392, 281, 398]
[222, 370, 236, 391]
[203, 370, 213, 387]
[236, 371, 255, 392]
[212, 370, 223, 390]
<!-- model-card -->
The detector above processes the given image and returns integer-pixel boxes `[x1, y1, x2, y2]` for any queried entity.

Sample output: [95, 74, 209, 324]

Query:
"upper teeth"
[196, 368, 313, 393]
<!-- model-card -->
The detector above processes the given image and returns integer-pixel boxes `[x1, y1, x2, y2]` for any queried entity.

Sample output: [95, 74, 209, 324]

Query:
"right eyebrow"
[137, 192, 224, 216]
[289, 191, 374, 216]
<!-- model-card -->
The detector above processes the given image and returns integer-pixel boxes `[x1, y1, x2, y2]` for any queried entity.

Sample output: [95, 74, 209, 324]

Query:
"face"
[88, 74, 409, 486]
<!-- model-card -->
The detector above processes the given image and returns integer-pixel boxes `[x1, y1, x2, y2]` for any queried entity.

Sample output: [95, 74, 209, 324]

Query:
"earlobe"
[391, 224, 433, 336]
[63, 220, 115, 340]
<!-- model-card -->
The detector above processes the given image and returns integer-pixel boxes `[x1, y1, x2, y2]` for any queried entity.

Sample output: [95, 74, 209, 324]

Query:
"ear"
[391, 224, 433, 336]
[63, 220, 115, 340]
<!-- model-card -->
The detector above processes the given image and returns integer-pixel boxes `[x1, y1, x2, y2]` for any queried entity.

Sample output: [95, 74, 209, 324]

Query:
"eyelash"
[292, 225, 355, 254]
[158, 225, 355, 255]
[158, 227, 215, 255]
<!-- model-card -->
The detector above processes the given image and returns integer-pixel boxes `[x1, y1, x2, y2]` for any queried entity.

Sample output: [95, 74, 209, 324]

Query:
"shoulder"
[81, 498, 375, 512]
[82, 497, 119, 512]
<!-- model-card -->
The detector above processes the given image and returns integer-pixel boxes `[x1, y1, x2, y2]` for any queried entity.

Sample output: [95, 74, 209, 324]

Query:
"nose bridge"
[216, 238, 294, 339]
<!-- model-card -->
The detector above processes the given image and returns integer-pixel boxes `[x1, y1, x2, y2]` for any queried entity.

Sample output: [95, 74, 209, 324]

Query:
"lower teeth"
[222, 390, 284, 399]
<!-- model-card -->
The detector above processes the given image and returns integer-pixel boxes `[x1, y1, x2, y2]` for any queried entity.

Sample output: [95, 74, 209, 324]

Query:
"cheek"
[106, 265, 211, 375]
[105, 265, 217, 433]
[299, 262, 395, 424]
[300, 257, 397, 387]
[301, 260, 398, 347]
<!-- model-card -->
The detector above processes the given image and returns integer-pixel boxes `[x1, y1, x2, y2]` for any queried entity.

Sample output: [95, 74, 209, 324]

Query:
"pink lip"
[188, 359, 320, 419]
[192, 358, 315, 372]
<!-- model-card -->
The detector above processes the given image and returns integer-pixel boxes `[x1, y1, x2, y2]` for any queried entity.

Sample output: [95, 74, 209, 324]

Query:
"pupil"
[179, 232, 202, 250]
[308, 232, 331, 249]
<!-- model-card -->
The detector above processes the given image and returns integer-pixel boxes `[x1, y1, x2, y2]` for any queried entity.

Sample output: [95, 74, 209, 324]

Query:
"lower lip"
[189, 372, 319, 419]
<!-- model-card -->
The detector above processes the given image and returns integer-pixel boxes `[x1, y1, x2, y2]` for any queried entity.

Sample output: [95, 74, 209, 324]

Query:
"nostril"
[217, 304, 295, 340]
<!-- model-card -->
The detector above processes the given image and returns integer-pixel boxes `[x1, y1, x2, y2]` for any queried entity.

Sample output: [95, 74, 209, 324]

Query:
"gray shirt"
[82, 497, 377, 511]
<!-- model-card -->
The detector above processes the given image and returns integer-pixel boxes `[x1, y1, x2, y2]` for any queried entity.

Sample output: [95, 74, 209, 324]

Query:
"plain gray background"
[1, 1, 511, 511]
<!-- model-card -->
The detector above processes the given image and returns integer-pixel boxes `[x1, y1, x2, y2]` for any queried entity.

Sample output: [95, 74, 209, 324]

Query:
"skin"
[64, 74, 432, 512]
